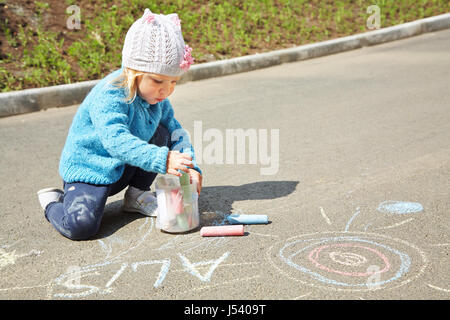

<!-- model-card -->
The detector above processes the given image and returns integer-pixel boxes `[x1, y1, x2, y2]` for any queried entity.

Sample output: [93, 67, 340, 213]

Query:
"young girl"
[37, 9, 202, 240]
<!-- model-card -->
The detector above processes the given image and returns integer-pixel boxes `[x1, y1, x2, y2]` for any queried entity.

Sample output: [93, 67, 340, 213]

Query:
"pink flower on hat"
[180, 45, 194, 71]
[172, 15, 181, 27]
[144, 13, 155, 24]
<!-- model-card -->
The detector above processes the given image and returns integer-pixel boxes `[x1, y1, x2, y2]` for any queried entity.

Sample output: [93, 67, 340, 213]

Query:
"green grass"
[0, 0, 449, 92]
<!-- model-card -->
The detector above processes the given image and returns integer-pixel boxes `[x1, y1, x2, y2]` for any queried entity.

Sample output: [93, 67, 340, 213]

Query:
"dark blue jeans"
[46, 124, 170, 240]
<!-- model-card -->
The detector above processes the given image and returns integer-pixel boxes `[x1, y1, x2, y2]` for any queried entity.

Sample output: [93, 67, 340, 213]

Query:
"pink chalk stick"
[171, 189, 184, 214]
[200, 225, 244, 237]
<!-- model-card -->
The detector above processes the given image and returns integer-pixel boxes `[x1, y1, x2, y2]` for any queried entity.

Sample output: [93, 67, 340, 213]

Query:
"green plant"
[1, 0, 449, 91]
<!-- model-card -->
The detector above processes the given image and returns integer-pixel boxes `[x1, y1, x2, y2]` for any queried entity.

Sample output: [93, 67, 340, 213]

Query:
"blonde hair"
[110, 67, 146, 104]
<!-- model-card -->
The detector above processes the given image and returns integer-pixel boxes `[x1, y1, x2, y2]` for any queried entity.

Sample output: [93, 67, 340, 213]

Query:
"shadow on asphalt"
[94, 180, 299, 239]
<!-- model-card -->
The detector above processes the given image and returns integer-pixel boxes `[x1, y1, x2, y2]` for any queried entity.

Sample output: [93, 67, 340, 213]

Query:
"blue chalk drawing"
[344, 207, 360, 232]
[377, 201, 423, 214]
[279, 236, 411, 288]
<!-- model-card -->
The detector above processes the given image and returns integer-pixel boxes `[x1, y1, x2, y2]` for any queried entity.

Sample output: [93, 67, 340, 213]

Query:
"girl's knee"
[59, 184, 108, 240]
[63, 197, 103, 240]
[66, 212, 100, 240]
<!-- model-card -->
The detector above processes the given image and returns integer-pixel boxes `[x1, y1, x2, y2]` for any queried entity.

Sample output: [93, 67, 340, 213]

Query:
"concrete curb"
[1, 12, 449, 118]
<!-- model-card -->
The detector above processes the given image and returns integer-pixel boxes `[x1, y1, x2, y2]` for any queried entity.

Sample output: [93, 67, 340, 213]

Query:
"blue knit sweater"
[59, 68, 201, 185]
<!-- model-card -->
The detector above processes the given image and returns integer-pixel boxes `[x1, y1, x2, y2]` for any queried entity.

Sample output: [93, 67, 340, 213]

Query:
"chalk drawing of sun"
[266, 201, 437, 292]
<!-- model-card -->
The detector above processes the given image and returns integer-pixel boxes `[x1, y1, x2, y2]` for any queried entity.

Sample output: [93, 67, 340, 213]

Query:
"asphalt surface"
[1, 29, 449, 301]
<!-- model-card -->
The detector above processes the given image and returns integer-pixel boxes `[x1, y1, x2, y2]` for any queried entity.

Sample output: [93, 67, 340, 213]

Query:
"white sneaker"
[37, 187, 64, 210]
[122, 187, 158, 217]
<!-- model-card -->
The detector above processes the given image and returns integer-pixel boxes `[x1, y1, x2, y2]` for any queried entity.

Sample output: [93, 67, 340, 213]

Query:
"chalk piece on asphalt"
[200, 225, 244, 237]
[226, 214, 269, 225]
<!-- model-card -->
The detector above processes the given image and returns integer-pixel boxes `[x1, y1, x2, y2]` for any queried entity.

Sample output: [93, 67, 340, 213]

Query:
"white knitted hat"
[122, 9, 194, 77]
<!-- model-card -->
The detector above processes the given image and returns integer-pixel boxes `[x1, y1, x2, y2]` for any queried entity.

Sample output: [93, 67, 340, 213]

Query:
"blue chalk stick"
[226, 214, 269, 224]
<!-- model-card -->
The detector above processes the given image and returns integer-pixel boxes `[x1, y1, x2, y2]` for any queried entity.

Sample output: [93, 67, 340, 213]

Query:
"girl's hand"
[188, 168, 202, 195]
[166, 150, 193, 177]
